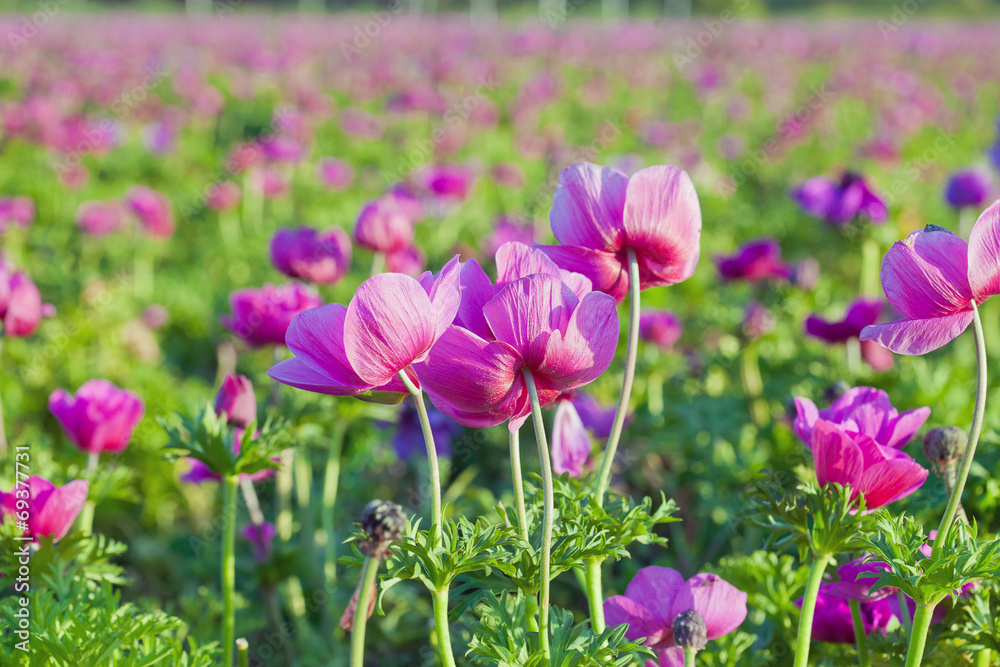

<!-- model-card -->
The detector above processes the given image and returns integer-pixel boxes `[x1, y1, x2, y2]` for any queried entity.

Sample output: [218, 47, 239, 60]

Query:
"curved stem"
[932, 302, 987, 555]
[350, 556, 379, 667]
[904, 603, 936, 667]
[585, 558, 605, 632]
[397, 371, 443, 544]
[522, 368, 553, 655]
[593, 246, 640, 505]
[683, 647, 698, 667]
[509, 427, 529, 542]
[433, 587, 457, 667]
[323, 422, 347, 627]
[221, 474, 238, 667]
[793, 552, 832, 667]
[849, 600, 871, 667]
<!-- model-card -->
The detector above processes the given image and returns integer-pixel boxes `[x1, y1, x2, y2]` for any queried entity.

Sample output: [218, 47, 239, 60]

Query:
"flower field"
[2, 10, 1000, 667]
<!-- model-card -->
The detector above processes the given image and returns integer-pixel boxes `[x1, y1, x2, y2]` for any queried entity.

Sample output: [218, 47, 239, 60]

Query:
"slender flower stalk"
[740, 339, 767, 427]
[294, 448, 315, 578]
[222, 474, 239, 667]
[793, 552, 833, 667]
[77, 451, 101, 535]
[586, 248, 640, 633]
[323, 422, 347, 625]
[906, 303, 988, 667]
[350, 556, 379, 667]
[509, 427, 528, 542]
[236, 638, 249, 667]
[684, 648, 698, 667]
[433, 588, 457, 667]
[522, 368, 553, 655]
[849, 600, 871, 667]
[860, 236, 880, 296]
[397, 371, 442, 543]
[897, 590, 912, 636]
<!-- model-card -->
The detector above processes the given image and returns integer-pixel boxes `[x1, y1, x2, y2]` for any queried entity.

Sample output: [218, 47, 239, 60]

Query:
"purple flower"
[791, 172, 887, 226]
[944, 170, 991, 209]
[391, 400, 460, 460]
[221, 283, 323, 348]
[485, 216, 535, 258]
[742, 301, 775, 339]
[270, 227, 352, 285]
[127, 186, 175, 239]
[417, 164, 475, 205]
[793, 386, 930, 451]
[318, 158, 354, 191]
[49, 379, 145, 455]
[0, 196, 34, 231]
[604, 566, 747, 650]
[860, 203, 1000, 355]
[568, 392, 620, 438]
[205, 183, 241, 212]
[355, 196, 416, 255]
[241, 521, 277, 563]
[805, 299, 885, 344]
[76, 200, 125, 237]
[824, 558, 895, 602]
[0, 266, 43, 337]
[716, 239, 791, 283]
[538, 162, 702, 304]
[214, 374, 257, 428]
[798, 584, 902, 643]
[551, 400, 592, 477]
[639, 310, 683, 351]
[0, 476, 89, 542]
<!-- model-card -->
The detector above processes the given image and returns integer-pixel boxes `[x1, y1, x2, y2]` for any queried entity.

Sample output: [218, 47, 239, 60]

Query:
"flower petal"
[535, 291, 619, 389]
[812, 420, 863, 491]
[881, 227, 972, 320]
[483, 275, 577, 366]
[883, 407, 931, 450]
[860, 310, 975, 355]
[454, 258, 497, 340]
[345, 274, 437, 385]
[684, 573, 748, 641]
[604, 595, 668, 647]
[551, 401, 591, 477]
[549, 162, 628, 251]
[858, 458, 928, 509]
[968, 200, 1000, 300]
[538, 244, 627, 303]
[792, 397, 820, 448]
[624, 566, 688, 634]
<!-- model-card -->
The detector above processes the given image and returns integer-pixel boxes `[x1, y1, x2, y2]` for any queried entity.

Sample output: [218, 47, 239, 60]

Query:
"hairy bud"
[360, 499, 407, 559]
[673, 609, 707, 650]
[923, 426, 967, 474]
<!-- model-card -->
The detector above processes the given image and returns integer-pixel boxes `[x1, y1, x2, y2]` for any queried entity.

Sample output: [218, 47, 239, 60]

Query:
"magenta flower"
[798, 584, 901, 644]
[824, 558, 894, 602]
[205, 182, 241, 212]
[810, 419, 928, 509]
[551, 400, 592, 477]
[742, 300, 775, 339]
[0, 267, 43, 337]
[268, 259, 461, 402]
[0, 476, 89, 542]
[318, 158, 354, 191]
[76, 200, 125, 237]
[538, 162, 702, 303]
[222, 283, 322, 348]
[604, 566, 747, 651]
[485, 215, 535, 258]
[127, 186, 175, 239]
[354, 195, 416, 255]
[413, 244, 618, 429]
[806, 298, 894, 371]
[639, 310, 683, 351]
[241, 521, 277, 563]
[214, 374, 257, 428]
[385, 244, 426, 277]
[860, 203, 1000, 354]
[0, 196, 34, 231]
[794, 386, 930, 451]
[567, 391, 621, 438]
[792, 172, 887, 226]
[944, 170, 990, 209]
[270, 227, 352, 285]
[49, 379, 145, 455]
[716, 239, 791, 283]
[418, 164, 475, 205]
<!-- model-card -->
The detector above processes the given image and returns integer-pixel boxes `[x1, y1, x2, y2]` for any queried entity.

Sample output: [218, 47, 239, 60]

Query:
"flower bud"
[673, 609, 707, 651]
[214, 374, 257, 428]
[360, 500, 407, 559]
[923, 426, 967, 474]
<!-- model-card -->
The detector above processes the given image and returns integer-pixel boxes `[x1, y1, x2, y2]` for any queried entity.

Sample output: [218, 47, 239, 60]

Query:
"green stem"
[350, 556, 380, 667]
[976, 649, 992, 667]
[236, 638, 249, 667]
[897, 589, 912, 637]
[585, 558, 605, 632]
[903, 603, 936, 667]
[78, 451, 100, 535]
[861, 236, 880, 297]
[323, 422, 347, 627]
[294, 447, 315, 578]
[397, 371, 443, 544]
[222, 475, 238, 667]
[525, 592, 539, 633]
[433, 587, 457, 667]
[849, 600, 871, 667]
[793, 552, 832, 667]
[740, 339, 767, 427]
[586, 248, 640, 634]
[593, 246, 640, 505]
[684, 647, 698, 667]
[509, 427, 529, 542]
[275, 449, 294, 542]
[522, 368, 553, 656]
[370, 251, 385, 277]
[931, 302, 987, 554]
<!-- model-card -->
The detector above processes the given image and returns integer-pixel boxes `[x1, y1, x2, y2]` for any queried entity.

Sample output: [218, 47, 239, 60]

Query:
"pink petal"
[684, 573, 748, 641]
[549, 162, 628, 251]
[860, 309, 975, 355]
[275, 305, 371, 391]
[812, 420, 863, 490]
[604, 595, 668, 646]
[881, 228, 971, 320]
[622, 166, 702, 289]
[651, 648, 686, 667]
[424, 255, 462, 339]
[884, 407, 931, 449]
[968, 200, 1000, 300]
[36, 479, 88, 540]
[624, 566, 688, 635]
[345, 274, 438, 386]
[793, 397, 820, 448]
[538, 244, 628, 303]
[454, 258, 497, 340]
[483, 275, 576, 367]
[495, 242, 562, 285]
[858, 458, 928, 509]
[535, 291, 619, 389]
[551, 401, 591, 477]
[413, 326, 522, 428]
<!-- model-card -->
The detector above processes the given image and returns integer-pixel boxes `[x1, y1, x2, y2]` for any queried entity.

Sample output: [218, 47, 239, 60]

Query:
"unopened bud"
[923, 426, 967, 474]
[673, 609, 707, 650]
[360, 499, 406, 558]
[824, 381, 850, 404]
